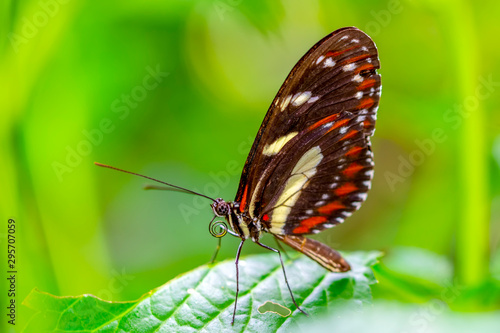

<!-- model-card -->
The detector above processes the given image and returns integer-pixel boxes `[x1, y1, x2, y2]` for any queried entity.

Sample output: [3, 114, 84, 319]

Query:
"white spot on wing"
[355, 91, 363, 99]
[353, 74, 363, 83]
[339, 126, 348, 134]
[351, 38, 359, 43]
[357, 193, 368, 201]
[342, 63, 356, 71]
[280, 95, 292, 111]
[315, 201, 325, 206]
[340, 35, 348, 41]
[316, 55, 325, 64]
[307, 96, 320, 104]
[324, 58, 335, 67]
[322, 194, 329, 200]
[361, 46, 368, 51]
[292, 91, 312, 106]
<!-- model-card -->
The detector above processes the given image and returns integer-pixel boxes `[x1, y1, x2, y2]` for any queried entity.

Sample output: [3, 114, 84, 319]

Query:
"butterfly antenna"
[94, 162, 216, 202]
[143, 184, 199, 195]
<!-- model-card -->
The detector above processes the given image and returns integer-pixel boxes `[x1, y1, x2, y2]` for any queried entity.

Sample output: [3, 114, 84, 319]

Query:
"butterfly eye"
[211, 198, 230, 216]
[217, 205, 229, 216]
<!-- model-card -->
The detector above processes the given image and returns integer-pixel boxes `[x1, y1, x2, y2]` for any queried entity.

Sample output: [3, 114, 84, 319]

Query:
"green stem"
[444, 0, 489, 286]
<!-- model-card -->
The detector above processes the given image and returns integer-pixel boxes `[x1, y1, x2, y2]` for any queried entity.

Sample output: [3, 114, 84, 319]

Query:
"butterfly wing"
[261, 112, 374, 235]
[235, 27, 381, 237]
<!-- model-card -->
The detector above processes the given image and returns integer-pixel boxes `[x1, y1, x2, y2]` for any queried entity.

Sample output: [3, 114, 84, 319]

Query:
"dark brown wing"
[235, 27, 381, 235]
[261, 113, 374, 235]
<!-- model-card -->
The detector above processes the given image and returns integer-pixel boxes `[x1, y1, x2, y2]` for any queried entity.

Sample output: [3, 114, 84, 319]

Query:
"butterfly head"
[210, 198, 251, 240]
[209, 198, 238, 239]
[211, 198, 230, 217]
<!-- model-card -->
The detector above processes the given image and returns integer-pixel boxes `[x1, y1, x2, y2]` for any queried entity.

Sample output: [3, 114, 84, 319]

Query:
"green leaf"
[22, 251, 381, 332]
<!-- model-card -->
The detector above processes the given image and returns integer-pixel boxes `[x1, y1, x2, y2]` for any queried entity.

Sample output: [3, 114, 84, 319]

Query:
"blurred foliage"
[0, 0, 499, 331]
[298, 301, 500, 333]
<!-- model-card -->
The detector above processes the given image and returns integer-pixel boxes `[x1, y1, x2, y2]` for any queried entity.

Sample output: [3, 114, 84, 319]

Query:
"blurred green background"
[1, 0, 500, 330]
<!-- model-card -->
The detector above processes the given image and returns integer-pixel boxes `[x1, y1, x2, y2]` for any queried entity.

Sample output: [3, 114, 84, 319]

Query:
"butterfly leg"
[231, 239, 245, 325]
[274, 237, 291, 261]
[255, 241, 308, 317]
[210, 237, 222, 264]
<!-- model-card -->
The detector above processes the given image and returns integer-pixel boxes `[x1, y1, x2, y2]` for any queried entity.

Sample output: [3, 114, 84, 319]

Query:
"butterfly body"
[212, 198, 262, 241]
[212, 197, 351, 272]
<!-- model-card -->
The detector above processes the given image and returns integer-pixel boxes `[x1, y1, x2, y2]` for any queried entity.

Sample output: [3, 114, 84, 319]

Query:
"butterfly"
[96, 26, 381, 325]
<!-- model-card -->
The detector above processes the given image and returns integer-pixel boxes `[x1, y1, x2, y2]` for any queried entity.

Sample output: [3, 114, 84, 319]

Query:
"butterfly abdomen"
[275, 234, 350, 272]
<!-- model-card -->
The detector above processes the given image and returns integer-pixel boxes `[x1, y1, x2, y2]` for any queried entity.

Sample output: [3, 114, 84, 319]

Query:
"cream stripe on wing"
[263, 132, 298, 156]
[270, 146, 323, 234]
